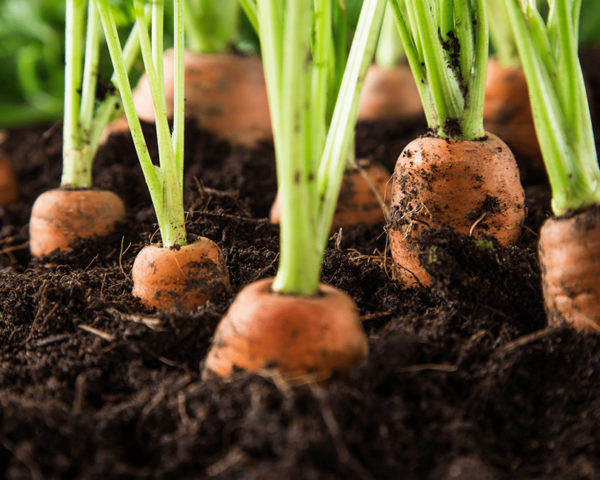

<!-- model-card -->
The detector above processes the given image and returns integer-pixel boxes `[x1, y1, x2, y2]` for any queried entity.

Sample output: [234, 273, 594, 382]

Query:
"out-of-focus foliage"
[580, 0, 600, 47]
[0, 0, 65, 127]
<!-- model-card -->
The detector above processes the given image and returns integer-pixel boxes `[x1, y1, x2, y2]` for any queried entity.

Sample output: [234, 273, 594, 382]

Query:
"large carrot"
[204, 0, 386, 381]
[268, 1, 391, 230]
[28, 0, 139, 257]
[97, 0, 229, 310]
[506, 0, 600, 330]
[387, 0, 525, 287]
[0, 151, 18, 205]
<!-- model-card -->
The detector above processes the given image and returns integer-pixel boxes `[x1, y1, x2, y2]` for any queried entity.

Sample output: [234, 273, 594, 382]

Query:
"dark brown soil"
[0, 54, 598, 480]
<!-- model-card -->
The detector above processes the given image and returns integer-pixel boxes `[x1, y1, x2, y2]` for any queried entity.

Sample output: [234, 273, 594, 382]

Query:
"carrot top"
[62, 0, 140, 189]
[253, 0, 386, 296]
[389, 0, 488, 140]
[506, 0, 600, 215]
[97, 0, 187, 247]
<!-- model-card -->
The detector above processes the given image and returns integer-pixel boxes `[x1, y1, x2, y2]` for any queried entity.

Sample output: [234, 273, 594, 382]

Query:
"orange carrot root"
[538, 207, 600, 331]
[203, 277, 368, 381]
[388, 133, 525, 287]
[483, 59, 543, 168]
[29, 188, 125, 257]
[132, 50, 271, 147]
[131, 237, 230, 311]
[270, 161, 392, 228]
[0, 151, 19, 205]
[357, 64, 423, 121]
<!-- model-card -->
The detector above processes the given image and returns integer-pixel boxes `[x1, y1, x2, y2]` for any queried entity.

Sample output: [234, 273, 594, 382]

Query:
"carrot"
[204, 0, 386, 379]
[357, 64, 422, 121]
[131, 50, 271, 147]
[538, 208, 600, 331]
[505, 0, 600, 330]
[132, 238, 229, 311]
[29, 188, 125, 257]
[270, 160, 392, 228]
[28, 1, 135, 257]
[389, 133, 525, 286]
[0, 151, 18, 205]
[387, 0, 525, 286]
[203, 278, 367, 380]
[98, 0, 231, 310]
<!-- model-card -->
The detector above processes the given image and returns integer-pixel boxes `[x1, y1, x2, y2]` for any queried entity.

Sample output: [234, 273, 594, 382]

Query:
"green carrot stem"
[61, 0, 86, 188]
[316, 0, 386, 250]
[506, 0, 600, 215]
[485, 0, 519, 66]
[388, 0, 486, 140]
[96, 0, 186, 247]
[375, 3, 405, 69]
[183, 0, 239, 54]
[269, 0, 320, 296]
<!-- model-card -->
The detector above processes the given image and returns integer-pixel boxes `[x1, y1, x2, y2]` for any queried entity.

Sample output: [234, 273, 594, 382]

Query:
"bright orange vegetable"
[29, 189, 125, 257]
[388, 133, 525, 286]
[203, 277, 368, 381]
[131, 237, 230, 311]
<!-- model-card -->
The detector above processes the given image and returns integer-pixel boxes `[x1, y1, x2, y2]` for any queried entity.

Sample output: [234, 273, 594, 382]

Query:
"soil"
[0, 52, 598, 480]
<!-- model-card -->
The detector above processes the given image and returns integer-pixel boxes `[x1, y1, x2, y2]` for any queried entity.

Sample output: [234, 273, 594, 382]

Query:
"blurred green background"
[0, 0, 598, 129]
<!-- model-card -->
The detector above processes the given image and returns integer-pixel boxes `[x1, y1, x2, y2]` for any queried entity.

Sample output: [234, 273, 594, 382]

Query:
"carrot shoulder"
[131, 237, 230, 311]
[29, 188, 125, 257]
[203, 277, 368, 382]
[389, 133, 525, 286]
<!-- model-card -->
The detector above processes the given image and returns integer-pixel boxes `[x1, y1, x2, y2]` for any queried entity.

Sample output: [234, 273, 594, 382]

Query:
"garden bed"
[0, 53, 599, 479]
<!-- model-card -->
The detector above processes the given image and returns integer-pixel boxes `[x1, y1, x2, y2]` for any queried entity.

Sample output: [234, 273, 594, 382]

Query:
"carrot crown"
[254, 0, 385, 296]
[505, 0, 600, 216]
[389, 0, 488, 140]
[96, 0, 187, 247]
[62, 0, 140, 189]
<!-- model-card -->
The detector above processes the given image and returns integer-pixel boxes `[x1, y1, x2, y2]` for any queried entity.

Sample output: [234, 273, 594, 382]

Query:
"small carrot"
[97, 0, 230, 310]
[204, 278, 367, 380]
[270, 160, 392, 229]
[29, 0, 136, 257]
[29, 189, 125, 257]
[132, 238, 229, 311]
[506, 0, 600, 330]
[204, 0, 386, 379]
[0, 151, 18, 205]
[387, 0, 525, 286]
